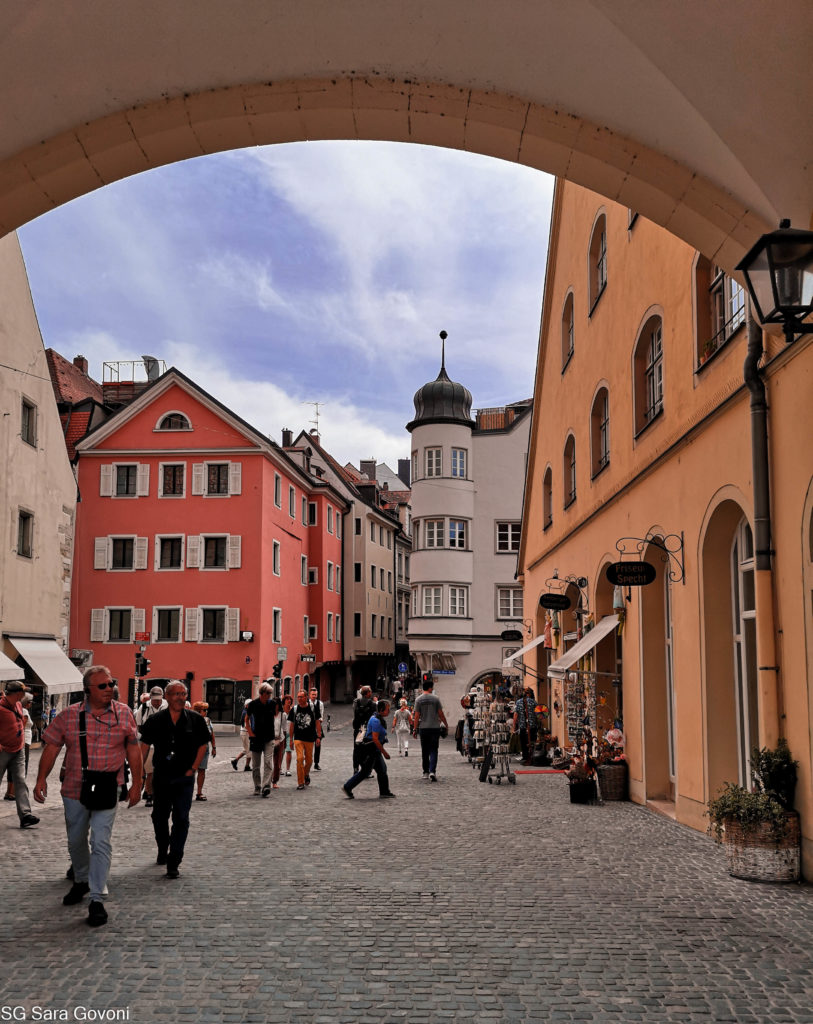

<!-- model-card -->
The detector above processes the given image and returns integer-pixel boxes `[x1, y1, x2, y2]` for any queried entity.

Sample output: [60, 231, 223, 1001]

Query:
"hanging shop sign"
[300, 654, 316, 663]
[539, 593, 572, 611]
[500, 629, 524, 642]
[606, 561, 656, 587]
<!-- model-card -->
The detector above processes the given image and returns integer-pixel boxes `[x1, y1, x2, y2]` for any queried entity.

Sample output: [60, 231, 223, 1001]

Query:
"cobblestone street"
[1, 718, 812, 1023]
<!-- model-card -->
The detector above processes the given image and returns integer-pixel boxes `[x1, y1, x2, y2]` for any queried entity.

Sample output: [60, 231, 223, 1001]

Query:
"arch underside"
[0, 76, 771, 275]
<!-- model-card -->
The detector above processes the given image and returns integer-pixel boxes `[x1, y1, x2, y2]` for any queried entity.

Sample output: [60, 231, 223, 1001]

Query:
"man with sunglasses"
[34, 665, 142, 928]
[0, 680, 39, 829]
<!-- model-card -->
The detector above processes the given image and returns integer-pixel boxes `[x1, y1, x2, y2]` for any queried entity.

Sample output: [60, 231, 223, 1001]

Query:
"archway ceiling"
[1, 0, 810, 258]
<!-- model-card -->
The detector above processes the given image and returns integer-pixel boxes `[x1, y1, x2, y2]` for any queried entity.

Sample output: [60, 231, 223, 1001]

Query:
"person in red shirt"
[0, 680, 38, 828]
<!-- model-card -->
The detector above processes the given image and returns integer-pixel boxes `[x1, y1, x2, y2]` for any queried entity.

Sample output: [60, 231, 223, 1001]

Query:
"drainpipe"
[743, 306, 780, 747]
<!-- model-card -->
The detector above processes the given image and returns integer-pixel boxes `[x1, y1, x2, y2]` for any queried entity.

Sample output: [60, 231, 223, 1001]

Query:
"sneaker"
[62, 881, 90, 905]
[144, 796, 153, 807]
[380, 792, 397, 799]
[87, 901, 108, 927]
[304, 775, 311, 786]
[429, 773, 437, 782]
[195, 794, 207, 801]
[19, 814, 39, 829]
[314, 765, 321, 771]
[285, 770, 292, 777]
[341, 784, 354, 800]
[231, 758, 239, 772]
[244, 765, 252, 772]
[404, 750, 408, 757]
[296, 784, 305, 791]
[261, 787, 270, 798]
[253, 788, 261, 796]
[422, 772, 429, 779]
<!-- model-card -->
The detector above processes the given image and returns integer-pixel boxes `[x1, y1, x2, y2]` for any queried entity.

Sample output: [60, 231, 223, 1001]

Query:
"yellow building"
[518, 180, 813, 875]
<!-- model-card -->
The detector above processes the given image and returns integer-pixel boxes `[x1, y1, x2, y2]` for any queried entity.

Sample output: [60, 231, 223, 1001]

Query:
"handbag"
[78, 711, 119, 811]
[439, 723, 448, 739]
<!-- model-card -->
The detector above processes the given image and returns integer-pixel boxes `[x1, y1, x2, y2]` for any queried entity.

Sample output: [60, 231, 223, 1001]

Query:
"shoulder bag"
[79, 710, 120, 811]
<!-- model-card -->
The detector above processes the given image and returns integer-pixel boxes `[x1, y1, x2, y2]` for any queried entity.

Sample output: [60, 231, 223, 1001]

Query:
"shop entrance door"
[205, 679, 235, 724]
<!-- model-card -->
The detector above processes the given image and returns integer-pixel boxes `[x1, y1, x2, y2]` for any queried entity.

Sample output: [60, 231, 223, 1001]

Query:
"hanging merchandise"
[543, 614, 553, 649]
[486, 690, 516, 786]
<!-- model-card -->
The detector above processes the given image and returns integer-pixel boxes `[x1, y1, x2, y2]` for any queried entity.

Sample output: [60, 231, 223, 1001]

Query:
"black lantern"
[736, 220, 813, 342]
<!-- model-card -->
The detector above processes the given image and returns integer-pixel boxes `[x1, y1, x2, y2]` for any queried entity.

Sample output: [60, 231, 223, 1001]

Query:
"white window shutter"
[134, 537, 148, 570]
[153, 536, 160, 571]
[185, 607, 199, 641]
[151, 606, 158, 639]
[227, 607, 240, 642]
[228, 534, 242, 568]
[132, 608, 146, 640]
[100, 464, 113, 497]
[137, 464, 150, 496]
[90, 609, 105, 642]
[228, 462, 242, 495]
[94, 537, 108, 570]
[186, 534, 201, 568]
[192, 464, 205, 495]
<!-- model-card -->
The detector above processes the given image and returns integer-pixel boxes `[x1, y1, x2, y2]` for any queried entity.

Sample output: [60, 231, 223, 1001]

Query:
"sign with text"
[539, 593, 572, 611]
[300, 654, 315, 662]
[500, 629, 524, 642]
[134, 632, 150, 643]
[606, 561, 656, 587]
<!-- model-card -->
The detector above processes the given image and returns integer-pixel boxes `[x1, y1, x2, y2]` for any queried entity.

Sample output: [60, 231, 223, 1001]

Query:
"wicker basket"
[723, 812, 801, 883]
[597, 762, 628, 801]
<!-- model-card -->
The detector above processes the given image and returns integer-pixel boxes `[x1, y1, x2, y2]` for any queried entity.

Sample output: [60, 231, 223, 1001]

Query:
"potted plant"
[596, 735, 628, 801]
[566, 754, 598, 804]
[707, 739, 800, 883]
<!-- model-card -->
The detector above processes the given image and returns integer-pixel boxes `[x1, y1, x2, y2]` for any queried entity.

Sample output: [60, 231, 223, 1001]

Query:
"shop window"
[561, 291, 575, 370]
[588, 214, 607, 312]
[563, 435, 576, 508]
[590, 388, 610, 477]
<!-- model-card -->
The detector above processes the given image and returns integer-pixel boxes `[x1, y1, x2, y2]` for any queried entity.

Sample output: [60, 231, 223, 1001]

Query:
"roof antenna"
[439, 330, 447, 371]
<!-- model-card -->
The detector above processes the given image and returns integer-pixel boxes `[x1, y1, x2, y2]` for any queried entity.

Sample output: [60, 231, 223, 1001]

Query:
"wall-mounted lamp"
[736, 220, 813, 343]
[240, 631, 254, 642]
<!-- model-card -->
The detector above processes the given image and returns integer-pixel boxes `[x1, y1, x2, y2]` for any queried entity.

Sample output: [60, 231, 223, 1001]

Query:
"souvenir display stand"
[486, 692, 516, 785]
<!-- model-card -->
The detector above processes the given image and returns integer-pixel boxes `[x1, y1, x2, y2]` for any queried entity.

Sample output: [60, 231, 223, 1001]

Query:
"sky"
[18, 141, 554, 470]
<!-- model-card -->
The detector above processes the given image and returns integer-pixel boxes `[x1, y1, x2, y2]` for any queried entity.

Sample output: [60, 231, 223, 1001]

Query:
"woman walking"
[391, 699, 412, 757]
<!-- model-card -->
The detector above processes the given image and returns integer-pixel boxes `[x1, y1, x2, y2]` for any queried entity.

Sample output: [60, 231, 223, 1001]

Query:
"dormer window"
[157, 412, 191, 431]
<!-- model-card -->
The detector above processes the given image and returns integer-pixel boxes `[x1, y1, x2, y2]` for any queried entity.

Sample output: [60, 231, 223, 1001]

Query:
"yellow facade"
[519, 180, 813, 875]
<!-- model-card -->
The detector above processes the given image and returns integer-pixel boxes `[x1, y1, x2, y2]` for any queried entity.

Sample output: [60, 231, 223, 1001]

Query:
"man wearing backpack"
[342, 700, 395, 799]
[351, 685, 375, 771]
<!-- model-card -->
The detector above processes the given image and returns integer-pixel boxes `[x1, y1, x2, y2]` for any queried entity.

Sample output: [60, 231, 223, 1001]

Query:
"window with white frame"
[634, 316, 665, 433]
[451, 447, 467, 478]
[272, 608, 282, 643]
[95, 535, 147, 571]
[111, 537, 135, 570]
[424, 519, 444, 548]
[289, 485, 296, 517]
[184, 534, 240, 570]
[336, 613, 341, 638]
[157, 412, 190, 430]
[497, 587, 523, 619]
[327, 612, 334, 642]
[157, 536, 183, 570]
[302, 496, 308, 525]
[370, 565, 377, 588]
[17, 510, 33, 558]
[710, 265, 746, 354]
[202, 607, 227, 642]
[303, 616, 309, 644]
[336, 565, 341, 593]
[411, 450, 418, 482]
[448, 520, 467, 549]
[327, 561, 334, 590]
[543, 466, 553, 529]
[308, 502, 317, 526]
[449, 586, 468, 617]
[336, 515, 341, 539]
[308, 566, 318, 584]
[496, 522, 521, 552]
[379, 525, 384, 545]
[301, 555, 308, 585]
[272, 540, 281, 575]
[160, 463, 185, 497]
[370, 521, 376, 542]
[423, 586, 442, 616]
[327, 506, 334, 533]
[379, 567, 385, 590]
[425, 447, 442, 477]
[203, 536, 228, 569]
[589, 214, 608, 311]
[562, 291, 575, 369]
[590, 388, 610, 477]
[274, 474, 282, 507]
[207, 463, 230, 496]
[115, 464, 138, 497]
[108, 608, 132, 642]
[20, 398, 37, 447]
[155, 607, 181, 643]
[386, 530, 392, 550]
[308, 622, 318, 641]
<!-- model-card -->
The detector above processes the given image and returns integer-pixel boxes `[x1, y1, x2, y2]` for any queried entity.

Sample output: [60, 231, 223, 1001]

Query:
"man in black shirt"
[288, 690, 322, 790]
[139, 680, 210, 879]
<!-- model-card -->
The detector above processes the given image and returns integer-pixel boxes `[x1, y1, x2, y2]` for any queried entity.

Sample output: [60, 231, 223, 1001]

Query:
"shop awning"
[547, 615, 619, 679]
[10, 637, 83, 694]
[502, 633, 545, 669]
[0, 650, 24, 682]
[415, 653, 457, 673]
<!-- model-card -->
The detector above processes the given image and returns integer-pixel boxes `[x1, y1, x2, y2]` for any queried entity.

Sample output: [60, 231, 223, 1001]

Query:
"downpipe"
[743, 307, 779, 746]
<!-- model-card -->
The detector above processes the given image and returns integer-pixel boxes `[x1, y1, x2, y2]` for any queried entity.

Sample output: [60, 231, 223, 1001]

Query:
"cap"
[21, 692, 33, 703]
[150, 687, 164, 697]
[4, 680, 26, 694]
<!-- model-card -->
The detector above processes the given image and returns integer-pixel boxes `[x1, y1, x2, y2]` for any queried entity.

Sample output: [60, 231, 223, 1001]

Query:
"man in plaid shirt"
[34, 665, 142, 928]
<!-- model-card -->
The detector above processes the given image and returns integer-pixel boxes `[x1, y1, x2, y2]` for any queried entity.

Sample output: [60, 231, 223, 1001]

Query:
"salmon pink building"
[71, 367, 346, 723]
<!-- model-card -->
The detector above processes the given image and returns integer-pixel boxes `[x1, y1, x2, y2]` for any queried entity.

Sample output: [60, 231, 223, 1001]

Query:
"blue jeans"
[419, 728, 441, 774]
[0, 748, 31, 820]
[345, 748, 390, 795]
[151, 775, 194, 867]
[62, 797, 116, 903]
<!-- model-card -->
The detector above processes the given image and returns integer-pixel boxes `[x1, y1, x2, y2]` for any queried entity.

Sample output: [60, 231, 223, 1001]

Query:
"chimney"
[281, 428, 293, 448]
[73, 355, 88, 375]
[360, 459, 377, 480]
[398, 458, 411, 488]
[309, 428, 320, 445]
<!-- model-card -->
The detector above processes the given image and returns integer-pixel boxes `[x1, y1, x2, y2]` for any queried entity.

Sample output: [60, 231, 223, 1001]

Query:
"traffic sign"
[397, 662, 408, 674]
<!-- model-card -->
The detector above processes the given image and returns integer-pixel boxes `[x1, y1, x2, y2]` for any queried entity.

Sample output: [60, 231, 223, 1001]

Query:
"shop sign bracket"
[612, 531, 685, 585]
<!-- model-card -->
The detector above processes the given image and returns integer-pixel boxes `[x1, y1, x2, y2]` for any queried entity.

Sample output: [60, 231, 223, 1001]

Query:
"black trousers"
[151, 775, 194, 867]
[519, 727, 537, 764]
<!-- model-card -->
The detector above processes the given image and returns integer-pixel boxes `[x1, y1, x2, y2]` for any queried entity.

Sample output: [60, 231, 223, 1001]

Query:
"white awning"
[10, 638, 83, 694]
[0, 650, 24, 682]
[502, 633, 546, 669]
[547, 615, 619, 679]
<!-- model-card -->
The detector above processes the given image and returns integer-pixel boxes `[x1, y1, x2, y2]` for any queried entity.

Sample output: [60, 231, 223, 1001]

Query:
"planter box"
[569, 778, 598, 804]
[723, 812, 801, 883]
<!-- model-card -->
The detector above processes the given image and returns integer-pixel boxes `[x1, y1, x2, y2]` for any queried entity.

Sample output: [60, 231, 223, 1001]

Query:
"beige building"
[518, 180, 813, 875]
[0, 233, 81, 714]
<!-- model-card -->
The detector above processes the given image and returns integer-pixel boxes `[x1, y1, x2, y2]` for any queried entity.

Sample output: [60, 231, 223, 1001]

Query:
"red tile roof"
[60, 410, 92, 461]
[46, 349, 103, 405]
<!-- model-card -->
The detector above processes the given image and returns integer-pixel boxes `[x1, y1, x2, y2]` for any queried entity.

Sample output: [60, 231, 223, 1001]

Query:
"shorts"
[198, 750, 210, 771]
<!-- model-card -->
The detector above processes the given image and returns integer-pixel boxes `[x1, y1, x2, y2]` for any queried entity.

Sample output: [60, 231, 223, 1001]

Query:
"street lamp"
[736, 220, 813, 343]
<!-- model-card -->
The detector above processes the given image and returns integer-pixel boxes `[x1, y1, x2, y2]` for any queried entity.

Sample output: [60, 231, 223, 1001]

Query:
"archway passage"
[3, 0, 811, 264]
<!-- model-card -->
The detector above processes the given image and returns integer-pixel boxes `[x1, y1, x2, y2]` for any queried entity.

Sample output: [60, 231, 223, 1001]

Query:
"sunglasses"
[94, 682, 115, 690]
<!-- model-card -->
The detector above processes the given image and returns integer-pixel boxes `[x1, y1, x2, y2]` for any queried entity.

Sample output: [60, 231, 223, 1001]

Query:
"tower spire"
[440, 329, 447, 372]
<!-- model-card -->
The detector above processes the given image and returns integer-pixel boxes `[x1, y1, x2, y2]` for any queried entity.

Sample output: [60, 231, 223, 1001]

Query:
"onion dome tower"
[407, 331, 474, 432]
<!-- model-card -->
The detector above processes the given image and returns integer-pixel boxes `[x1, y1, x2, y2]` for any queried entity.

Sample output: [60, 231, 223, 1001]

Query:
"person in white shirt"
[136, 686, 167, 807]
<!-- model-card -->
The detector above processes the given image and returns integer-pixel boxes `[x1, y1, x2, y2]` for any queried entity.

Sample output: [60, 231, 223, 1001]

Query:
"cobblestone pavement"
[1, 712, 812, 1023]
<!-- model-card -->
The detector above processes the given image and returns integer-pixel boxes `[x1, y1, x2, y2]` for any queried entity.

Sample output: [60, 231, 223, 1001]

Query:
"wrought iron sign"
[610, 531, 685, 585]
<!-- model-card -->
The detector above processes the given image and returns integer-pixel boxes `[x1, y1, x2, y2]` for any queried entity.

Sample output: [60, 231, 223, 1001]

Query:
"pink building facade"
[71, 369, 346, 722]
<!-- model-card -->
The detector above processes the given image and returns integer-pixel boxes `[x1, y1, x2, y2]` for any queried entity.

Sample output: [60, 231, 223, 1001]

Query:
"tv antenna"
[305, 400, 322, 436]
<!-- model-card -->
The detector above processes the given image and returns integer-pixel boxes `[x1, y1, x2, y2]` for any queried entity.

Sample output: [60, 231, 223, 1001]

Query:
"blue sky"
[18, 141, 553, 468]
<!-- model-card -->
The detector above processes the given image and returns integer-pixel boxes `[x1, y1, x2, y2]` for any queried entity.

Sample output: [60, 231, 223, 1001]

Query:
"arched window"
[542, 466, 553, 529]
[590, 387, 610, 477]
[563, 435, 576, 509]
[157, 412, 190, 431]
[588, 214, 607, 312]
[634, 315, 664, 434]
[561, 291, 575, 370]
[694, 256, 746, 367]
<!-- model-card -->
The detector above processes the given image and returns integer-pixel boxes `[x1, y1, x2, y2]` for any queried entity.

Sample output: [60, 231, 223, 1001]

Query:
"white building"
[406, 346, 532, 707]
